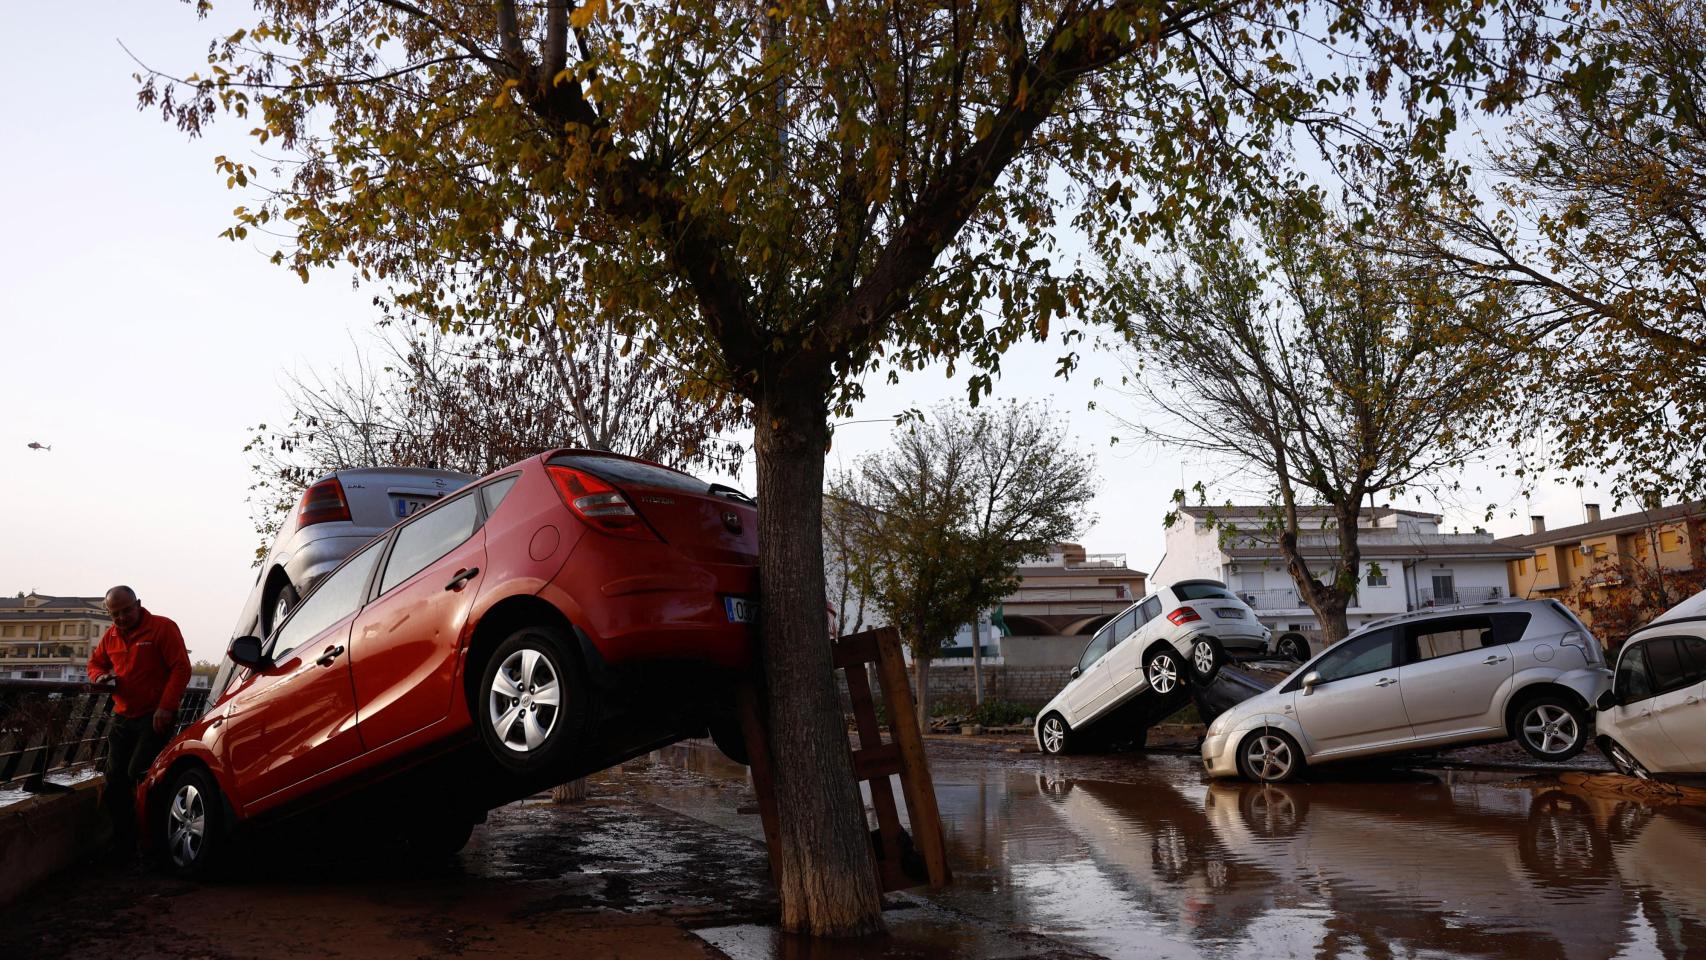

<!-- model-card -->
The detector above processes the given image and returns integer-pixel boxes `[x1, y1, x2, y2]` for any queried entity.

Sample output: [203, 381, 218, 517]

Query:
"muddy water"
[638, 742, 1706, 959]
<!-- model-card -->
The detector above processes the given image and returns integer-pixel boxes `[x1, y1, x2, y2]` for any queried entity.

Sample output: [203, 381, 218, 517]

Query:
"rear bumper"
[284, 531, 386, 592]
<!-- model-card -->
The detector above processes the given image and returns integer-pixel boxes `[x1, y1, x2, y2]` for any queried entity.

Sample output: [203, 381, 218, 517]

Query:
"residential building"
[1151, 506, 1529, 644]
[0, 592, 111, 681]
[1498, 501, 1706, 635]
[980, 544, 1148, 666]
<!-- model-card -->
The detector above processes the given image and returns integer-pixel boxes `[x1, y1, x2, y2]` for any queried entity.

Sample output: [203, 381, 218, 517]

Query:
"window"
[1109, 607, 1139, 644]
[1173, 582, 1236, 601]
[1407, 613, 1529, 662]
[271, 539, 385, 659]
[1536, 552, 1550, 572]
[1591, 543, 1609, 560]
[1366, 565, 1389, 588]
[1660, 529, 1684, 553]
[1616, 643, 1655, 703]
[378, 492, 480, 595]
[1311, 628, 1399, 684]
[0, 626, 11, 638]
[480, 474, 520, 517]
[1516, 559, 1529, 576]
[549, 453, 709, 495]
[1681, 636, 1706, 686]
[1077, 625, 1116, 673]
[1138, 596, 1163, 625]
[1644, 637, 1695, 695]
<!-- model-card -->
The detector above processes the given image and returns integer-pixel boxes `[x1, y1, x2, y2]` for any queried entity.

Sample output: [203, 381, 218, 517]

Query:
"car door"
[347, 487, 490, 753]
[1644, 635, 1706, 772]
[1666, 635, 1706, 770]
[1397, 613, 1523, 741]
[1293, 627, 1413, 758]
[219, 538, 386, 811]
[1064, 624, 1119, 723]
[1604, 639, 1691, 771]
[1103, 604, 1149, 700]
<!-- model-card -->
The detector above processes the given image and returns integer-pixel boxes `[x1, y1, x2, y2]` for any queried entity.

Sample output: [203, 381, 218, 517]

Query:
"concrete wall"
[922, 662, 1074, 711]
[0, 778, 110, 907]
[999, 635, 1088, 668]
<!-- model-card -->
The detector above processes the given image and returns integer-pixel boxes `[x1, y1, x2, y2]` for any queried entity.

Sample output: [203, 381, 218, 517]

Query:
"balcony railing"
[1239, 589, 1304, 610]
[1417, 586, 1503, 607]
[0, 680, 211, 792]
[1008, 585, 1133, 603]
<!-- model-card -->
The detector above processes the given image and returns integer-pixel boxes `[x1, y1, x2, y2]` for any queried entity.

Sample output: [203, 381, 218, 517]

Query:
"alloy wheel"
[488, 647, 561, 753]
[1609, 743, 1650, 780]
[1193, 640, 1217, 677]
[168, 783, 207, 868]
[1041, 716, 1066, 754]
[1522, 704, 1579, 756]
[1244, 733, 1294, 781]
[1148, 653, 1180, 694]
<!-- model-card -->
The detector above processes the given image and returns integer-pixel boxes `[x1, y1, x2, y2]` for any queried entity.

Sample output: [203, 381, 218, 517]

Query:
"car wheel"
[1237, 729, 1303, 782]
[1515, 695, 1589, 761]
[1145, 647, 1186, 695]
[267, 582, 299, 636]
[476, 624, 588, 774]
[1604, 739, 1652, 780]
[1275, 633, 1308, 662]
[709, 716, 750, 766]
[1521, 791, 1611, 885]
[160, 767, 227, 879]
[1038, 713, 1072, 755]
[1189, 637, 1224, 683]
[1238, 783, 1306, 838]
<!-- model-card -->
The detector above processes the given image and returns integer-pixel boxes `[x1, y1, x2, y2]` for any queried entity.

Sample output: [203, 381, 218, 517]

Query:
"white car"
[1595, 590, 1706, 778]
[1202, 598, 1613, 781]
[1035, 580, 1269, 754]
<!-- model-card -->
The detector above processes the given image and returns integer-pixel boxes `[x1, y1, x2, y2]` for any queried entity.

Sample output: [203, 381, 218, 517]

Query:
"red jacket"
[88, 609, 191, 719]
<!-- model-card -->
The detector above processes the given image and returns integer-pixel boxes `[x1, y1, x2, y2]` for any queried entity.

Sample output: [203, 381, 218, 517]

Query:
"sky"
[0, 2, 1613, 663]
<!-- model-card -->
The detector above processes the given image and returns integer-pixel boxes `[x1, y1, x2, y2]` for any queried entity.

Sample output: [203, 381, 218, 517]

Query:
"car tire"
[476, 623, 589, 775]
[1038, 713, 1073, 755]
[1521, 791, 1611, 885]
[1236, 728, 1304, 783]
[1275, 633, 1309, 662]
[1144, 647, 1187, 696]
[1189, 637, 1224, 684]
[709, 716, 750, 766]
[1603, 739, 1652, 780]
[159, 767, 227, 879]
[1514, 695, 1589, 761]
[266, 581, 299, 636]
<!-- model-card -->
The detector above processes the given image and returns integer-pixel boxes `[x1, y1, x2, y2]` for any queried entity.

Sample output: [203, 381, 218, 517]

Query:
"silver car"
[1202, 598, 1612, 781]
[231, 467, 475, 641]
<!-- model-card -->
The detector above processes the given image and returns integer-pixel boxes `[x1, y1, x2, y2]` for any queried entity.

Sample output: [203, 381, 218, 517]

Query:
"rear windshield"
[551, 454, 713, 496]
[1173, 582, 1235, 601]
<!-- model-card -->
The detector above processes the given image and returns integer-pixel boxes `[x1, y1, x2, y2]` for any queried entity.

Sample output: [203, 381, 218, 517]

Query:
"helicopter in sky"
[27, 442, 51, 452]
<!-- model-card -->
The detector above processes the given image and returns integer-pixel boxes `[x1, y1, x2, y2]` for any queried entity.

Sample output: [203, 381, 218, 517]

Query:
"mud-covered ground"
[4, 736, 1703, 960]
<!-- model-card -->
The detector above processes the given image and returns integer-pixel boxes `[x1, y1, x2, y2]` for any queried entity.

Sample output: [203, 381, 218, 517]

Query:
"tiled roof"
[1498, 501, 1706, 550]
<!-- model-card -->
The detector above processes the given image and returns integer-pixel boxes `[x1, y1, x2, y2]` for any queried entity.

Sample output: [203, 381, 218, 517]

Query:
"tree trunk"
[752, 387, 884, 938]
[914, 654, 930, 732]
[551, 777, 588, 803]
[970, 617, 983, 707]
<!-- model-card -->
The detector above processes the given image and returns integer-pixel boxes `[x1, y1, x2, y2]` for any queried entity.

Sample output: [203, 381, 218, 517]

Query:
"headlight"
[1207, 711, 1231, 736]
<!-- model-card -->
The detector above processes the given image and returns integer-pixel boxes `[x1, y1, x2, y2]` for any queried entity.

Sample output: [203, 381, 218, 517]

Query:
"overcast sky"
[0, 2, 1610, 663]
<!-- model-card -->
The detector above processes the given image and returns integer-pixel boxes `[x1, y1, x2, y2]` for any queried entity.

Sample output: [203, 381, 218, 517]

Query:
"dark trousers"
[103, 713, 166, 849]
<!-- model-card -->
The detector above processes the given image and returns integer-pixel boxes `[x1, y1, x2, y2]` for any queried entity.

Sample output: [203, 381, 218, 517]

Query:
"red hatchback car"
[141, 450, 759, 875]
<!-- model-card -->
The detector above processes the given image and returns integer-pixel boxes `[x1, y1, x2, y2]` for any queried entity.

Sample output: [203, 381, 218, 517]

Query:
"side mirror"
[228, 636, 272, 671]
[1300, 671, 1323, 694]
[1597, 690, 1618, 712]
[1070, 667, 1081, 680]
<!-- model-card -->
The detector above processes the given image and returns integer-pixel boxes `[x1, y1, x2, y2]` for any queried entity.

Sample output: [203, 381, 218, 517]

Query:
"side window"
[1314, 629, 1398, 684]
[1408, 615, 1496, 662]
[1616, 643, 1655, 704]
[480, 474, 520, 517]
[378, 492, 480, 596]
[1138, 596, 1162, 625]
[1644, 637, 1693, 694]
[1078, 627, 1115, 673]
[271, 539, 385, 660]
[1110, 608, 1139, 644]
[1680, 636, 1706, 686]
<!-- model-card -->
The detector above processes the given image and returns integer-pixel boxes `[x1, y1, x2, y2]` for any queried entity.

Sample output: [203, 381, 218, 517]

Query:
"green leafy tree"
[1111, 209, 1510, 643]
[141, 0, 1581, 933]
[831, 403, 1096, 726]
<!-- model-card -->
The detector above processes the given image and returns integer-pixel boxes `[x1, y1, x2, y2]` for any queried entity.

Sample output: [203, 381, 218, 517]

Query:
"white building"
[1151, 506, 1531, 645]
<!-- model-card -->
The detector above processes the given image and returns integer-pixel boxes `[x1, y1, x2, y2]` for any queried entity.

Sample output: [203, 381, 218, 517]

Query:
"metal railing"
[1239, 589, 1303, 609]
[1417, 586, 1503, 607]
[0, 680, 210, 793]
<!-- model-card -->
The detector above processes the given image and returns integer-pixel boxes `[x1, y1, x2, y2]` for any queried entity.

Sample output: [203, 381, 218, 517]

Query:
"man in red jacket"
[88, 585, 191, 851]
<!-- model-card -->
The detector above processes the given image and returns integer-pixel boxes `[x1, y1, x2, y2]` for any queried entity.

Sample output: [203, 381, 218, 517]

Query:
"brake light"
[1167, 606, 1202, 626]
[546, 465, 659, 541]
[298, 477, 352, 527]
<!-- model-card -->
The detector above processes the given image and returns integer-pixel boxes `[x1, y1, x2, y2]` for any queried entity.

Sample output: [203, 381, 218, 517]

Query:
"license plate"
[393, 496, 434, 518]
[1214, 607, 1245, 619]
[724, 596, 756, 624]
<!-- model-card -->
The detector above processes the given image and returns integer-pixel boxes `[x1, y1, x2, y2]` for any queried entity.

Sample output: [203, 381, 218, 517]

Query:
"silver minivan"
[1203, 599, 1613, 780]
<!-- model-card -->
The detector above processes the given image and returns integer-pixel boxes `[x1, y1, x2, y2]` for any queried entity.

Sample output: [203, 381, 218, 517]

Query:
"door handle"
[445, 567, 480, 591]
[316, 644, 345, 667]
[1482, 655, 1507, 665]
[1375, 677, 1397, 687]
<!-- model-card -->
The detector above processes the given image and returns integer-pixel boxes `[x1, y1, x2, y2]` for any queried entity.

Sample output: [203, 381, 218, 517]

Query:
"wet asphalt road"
[5, 738, 1705, 959]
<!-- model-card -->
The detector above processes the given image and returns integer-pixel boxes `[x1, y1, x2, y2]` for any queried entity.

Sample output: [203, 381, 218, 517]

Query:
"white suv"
[1202, 598, 1612, 781]
[1035, 580, 1268, 754]
[1595, 590, 1706, 778]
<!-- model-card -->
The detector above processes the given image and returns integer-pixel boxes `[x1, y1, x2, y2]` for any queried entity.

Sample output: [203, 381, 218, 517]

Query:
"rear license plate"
[1214, 607, 1245, 619]
[393, 496, 434, 519]
[724, 596, 756, 624]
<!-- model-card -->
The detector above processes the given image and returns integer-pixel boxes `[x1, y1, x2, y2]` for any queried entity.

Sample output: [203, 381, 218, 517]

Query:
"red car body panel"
[140, 451, 757, 836]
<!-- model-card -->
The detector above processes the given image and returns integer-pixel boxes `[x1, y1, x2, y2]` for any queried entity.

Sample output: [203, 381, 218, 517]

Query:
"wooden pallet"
[738, 626, 950, 892]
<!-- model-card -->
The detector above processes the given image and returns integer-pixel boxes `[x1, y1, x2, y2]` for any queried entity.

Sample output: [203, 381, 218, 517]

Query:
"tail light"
[546, 465, 659, 541]
[298, 477, 352, 527]
[1167, 606, 1202, 626]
